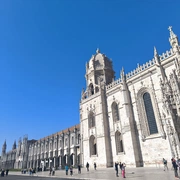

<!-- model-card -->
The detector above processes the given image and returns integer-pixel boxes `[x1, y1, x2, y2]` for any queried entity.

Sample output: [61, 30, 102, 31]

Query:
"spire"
[96, 48, 100, 54]
[168, 26, 179, 49]
[2, 140, 7, 154]
[154, 46, 158, 57]
[3, 140, 6, 147]
[154, 46, 160, 64]
[120, 67, 126, 82]
[12, 140, 16, 150]
[168, 26, 177, 39]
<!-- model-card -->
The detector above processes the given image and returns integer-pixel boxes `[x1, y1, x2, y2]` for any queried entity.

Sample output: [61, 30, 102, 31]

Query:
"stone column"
[66, 155, 68, 165]
[59, 156, 61, 169]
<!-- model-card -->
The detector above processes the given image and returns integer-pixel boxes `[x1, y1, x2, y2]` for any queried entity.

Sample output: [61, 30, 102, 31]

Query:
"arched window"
[49, 142, 52, 150]
[89, 135, 97, 156]
[65, 138, 68, 146]
[88, 111, 95, 128]
[71, 136, 74, 145]
[89, 84, 94, 95]
[115, 131, 123, 153]
[112, 102, 120, 122]
[59, 140, 62, 148]
[41, 144, 44, 152]
[143, 92, 158, 135]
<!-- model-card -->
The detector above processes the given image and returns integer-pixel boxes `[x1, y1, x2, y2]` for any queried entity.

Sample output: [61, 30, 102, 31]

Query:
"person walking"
[86, 162, 89, 171]
[5, 169, 9, 176]
[78, 164, 81, 174]
[119, 162, 122, 174]
[70, 166, 73, 176]
[65, 164, 69, 175]
[177, 159, 180, 173]
[172, 158, 179, 179]
[121, 163, 126, 178]
[94, 162, 97, 170]
[115, 162, 119, 177]
[1, 169, 5, 177]
[163, 158, 168, 171]
[49, 167, 52, 176]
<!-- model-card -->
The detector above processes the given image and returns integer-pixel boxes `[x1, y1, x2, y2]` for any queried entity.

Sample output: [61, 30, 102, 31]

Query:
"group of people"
[64, 162, 96, 176]
[115, 162, 126, 178]
[0, 169, 9, 177]
[163, 157, 180, 179]
[85, 162, 97, 171]
[65, 165, 75, 176]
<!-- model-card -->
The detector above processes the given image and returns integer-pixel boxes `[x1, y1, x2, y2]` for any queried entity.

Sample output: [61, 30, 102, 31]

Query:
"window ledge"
[90, 155, 98, 157]
[144, 133, 162, 141]
[117, 152, 125, 155]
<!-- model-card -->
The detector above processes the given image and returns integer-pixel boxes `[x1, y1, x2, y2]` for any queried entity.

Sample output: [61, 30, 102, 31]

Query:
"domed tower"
[85, 48, 115, 97]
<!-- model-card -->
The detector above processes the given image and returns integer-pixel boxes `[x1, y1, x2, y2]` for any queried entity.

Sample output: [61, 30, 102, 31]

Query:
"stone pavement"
[9, 167, 177, 180]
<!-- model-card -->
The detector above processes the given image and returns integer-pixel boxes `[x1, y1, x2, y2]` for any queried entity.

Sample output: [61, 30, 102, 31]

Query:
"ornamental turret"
[168, 26, 179, 54]
[12, 140, 16, 150]
[1, 140, 7, 156]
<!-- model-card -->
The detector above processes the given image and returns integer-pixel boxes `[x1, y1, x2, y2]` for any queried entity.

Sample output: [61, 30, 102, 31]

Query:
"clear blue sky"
[0, 0, 179, 151]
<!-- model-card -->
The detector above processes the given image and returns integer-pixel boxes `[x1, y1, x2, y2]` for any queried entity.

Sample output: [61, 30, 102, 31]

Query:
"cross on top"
[168, 26, 173, 32]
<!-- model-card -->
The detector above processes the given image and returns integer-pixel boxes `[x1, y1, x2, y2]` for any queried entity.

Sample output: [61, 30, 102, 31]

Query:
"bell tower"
[85, 48, 115, 97]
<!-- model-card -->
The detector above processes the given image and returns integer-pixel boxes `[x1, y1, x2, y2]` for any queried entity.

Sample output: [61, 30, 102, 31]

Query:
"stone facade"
[0, 125, 80, 170]
[1, 26, 180, 170]
[0, 136, 36, 170]
[80, 27, 180, 168]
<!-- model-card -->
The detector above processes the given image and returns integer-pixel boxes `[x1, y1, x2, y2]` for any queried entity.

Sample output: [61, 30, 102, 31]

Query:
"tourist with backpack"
[163, 158, 168, 171]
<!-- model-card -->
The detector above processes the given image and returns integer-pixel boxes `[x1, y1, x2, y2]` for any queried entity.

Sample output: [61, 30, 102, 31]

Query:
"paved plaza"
[7, 167, 178, 180]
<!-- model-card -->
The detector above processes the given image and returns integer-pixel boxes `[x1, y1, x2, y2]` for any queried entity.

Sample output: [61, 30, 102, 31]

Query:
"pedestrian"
[172, 158, 179, 179]
[29, 168, 32, 175]
[1, 169, 5, 177]
[78, 164, 81, 174]
[177, 159, 180, 173]
[121, 163, 126, 178]
[32, 168, 36, 175]
[65, 164, 69, 175]
[119, 162, 122, 173]
[86, 162, 89, 171]
[70, 166, 73, 176]
[94, 162, 97, 170]
[115, 162, 119, 177]
[6, 169, 9, 176]
[49, 166, 52, 175]
[163, 158, 168, 171]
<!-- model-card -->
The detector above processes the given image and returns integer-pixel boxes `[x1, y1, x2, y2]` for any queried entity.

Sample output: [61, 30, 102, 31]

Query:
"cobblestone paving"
[8, 167, 179, 180]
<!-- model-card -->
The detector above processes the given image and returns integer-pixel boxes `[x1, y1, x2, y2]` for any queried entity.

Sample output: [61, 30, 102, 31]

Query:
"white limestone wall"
[128, 62, 173, 167]
[106, 87, 137, 166]
[81, 94, 108, 167]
